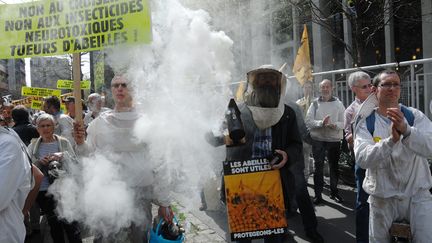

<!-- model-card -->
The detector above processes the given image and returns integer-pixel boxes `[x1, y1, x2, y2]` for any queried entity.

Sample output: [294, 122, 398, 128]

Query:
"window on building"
[393, 0, 422, 62]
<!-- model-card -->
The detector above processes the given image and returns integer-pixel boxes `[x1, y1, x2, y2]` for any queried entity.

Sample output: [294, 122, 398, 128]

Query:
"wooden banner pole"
[72, 53, 83, 122]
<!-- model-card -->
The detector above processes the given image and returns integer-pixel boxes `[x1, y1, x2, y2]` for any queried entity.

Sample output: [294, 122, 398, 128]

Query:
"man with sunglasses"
[344, 71, 372, 243]
[354, 69, 432, 242]
[73, 75, 173, 242]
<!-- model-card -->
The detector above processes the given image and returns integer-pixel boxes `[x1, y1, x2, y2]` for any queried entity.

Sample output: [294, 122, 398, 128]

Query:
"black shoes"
[330, 194, 344, 203]
[306, 229, 325, 243]
[313, 196, 324, 205]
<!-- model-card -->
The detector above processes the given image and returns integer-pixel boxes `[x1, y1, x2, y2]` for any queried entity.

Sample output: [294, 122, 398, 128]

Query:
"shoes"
[313, 196, 324, 205]
[330, 194, 344, 203]
[306, 229, 324, 243]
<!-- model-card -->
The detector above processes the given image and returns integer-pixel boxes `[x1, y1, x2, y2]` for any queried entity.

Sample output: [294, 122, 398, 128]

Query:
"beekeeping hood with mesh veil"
[243, 65, 287, 129]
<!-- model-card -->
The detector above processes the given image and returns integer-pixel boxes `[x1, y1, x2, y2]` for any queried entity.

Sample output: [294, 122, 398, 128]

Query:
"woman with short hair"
[28, 113, 82, 243]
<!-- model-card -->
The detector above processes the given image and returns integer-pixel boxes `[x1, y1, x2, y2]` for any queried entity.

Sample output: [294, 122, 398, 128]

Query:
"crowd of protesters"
[0, 94, 105, 243]
[0, 73, 175, 243]
[2, 67, 432, 243]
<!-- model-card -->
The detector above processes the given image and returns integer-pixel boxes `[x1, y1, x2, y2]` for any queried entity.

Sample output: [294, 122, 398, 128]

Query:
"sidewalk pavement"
[183, 176, 357, 243]
[171, 203, 227, 243]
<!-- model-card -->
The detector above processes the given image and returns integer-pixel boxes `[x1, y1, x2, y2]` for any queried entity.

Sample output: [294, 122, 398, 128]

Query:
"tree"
[288, 0, 422, 67]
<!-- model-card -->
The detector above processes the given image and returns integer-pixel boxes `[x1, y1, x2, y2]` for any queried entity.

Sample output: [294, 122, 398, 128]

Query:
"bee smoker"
[150, 216, 185, 242]
[268, 151, 283, 166]
[225, 99, 246, 146]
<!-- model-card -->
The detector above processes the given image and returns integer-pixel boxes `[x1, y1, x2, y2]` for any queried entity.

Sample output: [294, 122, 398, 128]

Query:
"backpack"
[365, 105, 415, 136]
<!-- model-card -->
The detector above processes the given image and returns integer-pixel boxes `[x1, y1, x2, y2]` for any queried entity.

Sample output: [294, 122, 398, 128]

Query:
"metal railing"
[288, 58, 432, 118]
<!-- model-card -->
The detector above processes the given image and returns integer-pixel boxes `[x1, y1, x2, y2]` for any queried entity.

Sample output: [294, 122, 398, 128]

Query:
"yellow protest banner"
[31, 100, 43, 110]
[223, 158, 287, 241]
[12, 96, 34, 107]
[22, 86, 61, 97]
[0, 0, 152, 59]
[57, 80, 90, 89]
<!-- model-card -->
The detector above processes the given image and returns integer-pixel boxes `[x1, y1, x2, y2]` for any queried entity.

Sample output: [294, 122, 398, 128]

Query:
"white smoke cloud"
[50, 0, 233, 236]
[52, 153, 144, 236]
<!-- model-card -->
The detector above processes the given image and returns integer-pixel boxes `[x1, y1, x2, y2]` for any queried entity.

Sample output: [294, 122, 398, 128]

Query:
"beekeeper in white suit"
[354, 69, 432, 242]
[73, 74, 173, 242]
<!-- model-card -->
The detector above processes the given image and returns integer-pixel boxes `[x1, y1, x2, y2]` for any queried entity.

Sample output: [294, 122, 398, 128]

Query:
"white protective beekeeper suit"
[76, 109, 171, 203]
[75, 109, 171, 241]
[354, 105, 432, 243]
[0, 127, 32, 243]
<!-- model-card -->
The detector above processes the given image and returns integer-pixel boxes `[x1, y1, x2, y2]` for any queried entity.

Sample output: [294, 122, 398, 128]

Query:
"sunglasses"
[111, 83, 128, 88]
[355, 83, 372, 89]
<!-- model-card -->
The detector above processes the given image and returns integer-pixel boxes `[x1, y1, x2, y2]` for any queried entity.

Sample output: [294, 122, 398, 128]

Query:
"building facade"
[30, 57, 71, 90]
[0, 59, 26, 100]
[182, 0, 432, 113]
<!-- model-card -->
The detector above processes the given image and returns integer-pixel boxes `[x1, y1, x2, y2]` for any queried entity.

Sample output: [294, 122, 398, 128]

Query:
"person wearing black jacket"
[12, 105, 39, 146]
[231, 66, 297, 243]
[214, 66, 323, 243]
[285, 100, 324, 243]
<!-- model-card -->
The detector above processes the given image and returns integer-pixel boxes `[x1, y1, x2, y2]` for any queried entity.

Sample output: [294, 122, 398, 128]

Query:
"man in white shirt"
[305, 79, 345, 204]
[74, 75, 173, 242]
[0, 127, 32, 243]
[355, 69, 432, 242]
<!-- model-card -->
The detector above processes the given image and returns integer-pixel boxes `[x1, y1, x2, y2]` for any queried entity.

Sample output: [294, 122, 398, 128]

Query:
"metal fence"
[289, 58, 432, 118]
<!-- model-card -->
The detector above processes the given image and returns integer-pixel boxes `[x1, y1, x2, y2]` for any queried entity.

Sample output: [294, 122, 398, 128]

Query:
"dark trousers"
[355, 164, 369, 243]
[312, 140, 341, 196]
[36, 191, 82, 243]
[289, 157, 318, 232]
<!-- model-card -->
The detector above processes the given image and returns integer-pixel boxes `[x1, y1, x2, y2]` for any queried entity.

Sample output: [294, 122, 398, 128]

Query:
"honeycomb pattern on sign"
[225, 172, 287, 233]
